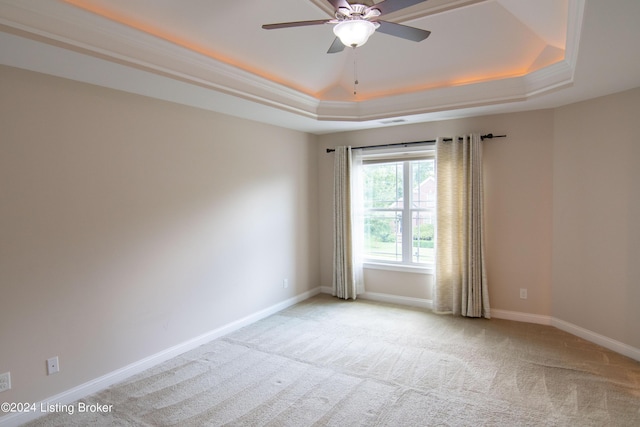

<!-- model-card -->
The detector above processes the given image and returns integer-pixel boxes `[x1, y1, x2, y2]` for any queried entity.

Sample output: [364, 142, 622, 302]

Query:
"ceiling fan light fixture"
[333, 20, 377, 48]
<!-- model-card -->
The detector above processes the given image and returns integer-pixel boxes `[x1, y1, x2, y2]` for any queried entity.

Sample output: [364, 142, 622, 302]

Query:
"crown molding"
[0, 0, 584, 123]
[0, 0, 321, 117]
[316, 58, 580, 122]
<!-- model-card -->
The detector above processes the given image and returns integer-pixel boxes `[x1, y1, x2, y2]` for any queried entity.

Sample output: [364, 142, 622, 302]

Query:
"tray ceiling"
[1, 0, 639, 133]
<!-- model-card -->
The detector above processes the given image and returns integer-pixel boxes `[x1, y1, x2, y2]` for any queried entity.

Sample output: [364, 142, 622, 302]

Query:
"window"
[362, 153, 435, 268]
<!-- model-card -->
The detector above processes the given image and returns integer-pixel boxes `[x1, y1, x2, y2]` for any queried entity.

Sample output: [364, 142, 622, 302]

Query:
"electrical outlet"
[283, 279, 289, 289]
[0, 372, 10, 392]
[47, 357, 60, 375]
[520, 288, 528, 299]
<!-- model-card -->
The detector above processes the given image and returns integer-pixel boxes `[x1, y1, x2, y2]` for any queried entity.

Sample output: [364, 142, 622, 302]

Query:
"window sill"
[363, 262, 434, 275]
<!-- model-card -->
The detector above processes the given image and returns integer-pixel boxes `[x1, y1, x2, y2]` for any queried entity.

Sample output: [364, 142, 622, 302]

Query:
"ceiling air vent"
[379, 118, 407, 125]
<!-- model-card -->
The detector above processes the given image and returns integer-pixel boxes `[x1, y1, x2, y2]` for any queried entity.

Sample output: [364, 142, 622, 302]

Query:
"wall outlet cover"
[47, 356, 60, 375]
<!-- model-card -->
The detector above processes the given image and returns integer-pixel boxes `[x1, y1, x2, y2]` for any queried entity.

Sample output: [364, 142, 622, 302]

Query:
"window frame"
[360, 148, 435, 274]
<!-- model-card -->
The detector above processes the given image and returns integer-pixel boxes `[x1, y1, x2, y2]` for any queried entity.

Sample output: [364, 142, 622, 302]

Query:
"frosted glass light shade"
[333, 20, 376, 47]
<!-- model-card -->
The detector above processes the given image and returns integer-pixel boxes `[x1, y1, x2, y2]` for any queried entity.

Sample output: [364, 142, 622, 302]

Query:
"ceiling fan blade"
[373, 0, 428, 15]
[327, 37, 346, 54]
[262, 20, 332, 30]
[327, 0, 352, 10]
[376, 20, 431, 42]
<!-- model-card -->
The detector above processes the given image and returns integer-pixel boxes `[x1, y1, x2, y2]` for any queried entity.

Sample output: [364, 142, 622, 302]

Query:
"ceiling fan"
[262, 0, 431, 53]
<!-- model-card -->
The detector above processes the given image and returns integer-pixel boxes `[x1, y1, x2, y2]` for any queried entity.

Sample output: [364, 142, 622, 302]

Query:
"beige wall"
[317, 109, 554, 315]
[363, 268, 434, 300]
[552, 88, 640, 349]
[0, 65, 319, 403]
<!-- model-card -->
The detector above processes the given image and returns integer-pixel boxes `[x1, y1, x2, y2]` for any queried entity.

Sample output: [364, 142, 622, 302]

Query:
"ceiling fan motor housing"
[336, 4, 382, 21]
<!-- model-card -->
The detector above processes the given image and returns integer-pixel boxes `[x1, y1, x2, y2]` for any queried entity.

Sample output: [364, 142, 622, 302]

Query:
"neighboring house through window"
[362, 149, 435, 270]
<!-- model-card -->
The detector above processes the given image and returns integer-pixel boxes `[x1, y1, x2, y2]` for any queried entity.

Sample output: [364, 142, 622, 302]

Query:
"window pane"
[363, 162, 403, 209]
[412, 210, 435, 264]
[411, 159, 435, 209]
[364, 211, 402, 262]
[362, 156, 435, 266]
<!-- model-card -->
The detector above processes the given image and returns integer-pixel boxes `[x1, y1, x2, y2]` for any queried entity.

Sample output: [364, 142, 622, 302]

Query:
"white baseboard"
[489, 310, 640, 362]
[491, 309, 553, 325]
[551, 318, 640, 362]
[360, 292, 433, 309]
[0, 288, 321, 427]
[319, 286, 432, 309]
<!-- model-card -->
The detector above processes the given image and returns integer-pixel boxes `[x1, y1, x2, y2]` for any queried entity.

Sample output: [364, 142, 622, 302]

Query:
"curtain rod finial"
[480, 133, 507, 141]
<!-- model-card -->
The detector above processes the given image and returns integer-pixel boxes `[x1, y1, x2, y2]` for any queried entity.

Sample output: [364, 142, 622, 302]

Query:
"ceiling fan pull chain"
[353, 47, 359, 96]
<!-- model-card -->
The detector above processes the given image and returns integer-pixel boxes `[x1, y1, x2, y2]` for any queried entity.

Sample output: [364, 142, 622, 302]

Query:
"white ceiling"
[1, 0, 639, 134]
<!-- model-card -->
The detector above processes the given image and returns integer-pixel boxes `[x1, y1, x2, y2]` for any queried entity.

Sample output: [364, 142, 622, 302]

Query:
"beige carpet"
[27, 294, 640, 426]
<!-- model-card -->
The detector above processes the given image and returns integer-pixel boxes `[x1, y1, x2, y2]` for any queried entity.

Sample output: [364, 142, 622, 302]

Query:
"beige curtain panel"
[333, 146, 364, 300]
[434, 134, 490, 318]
